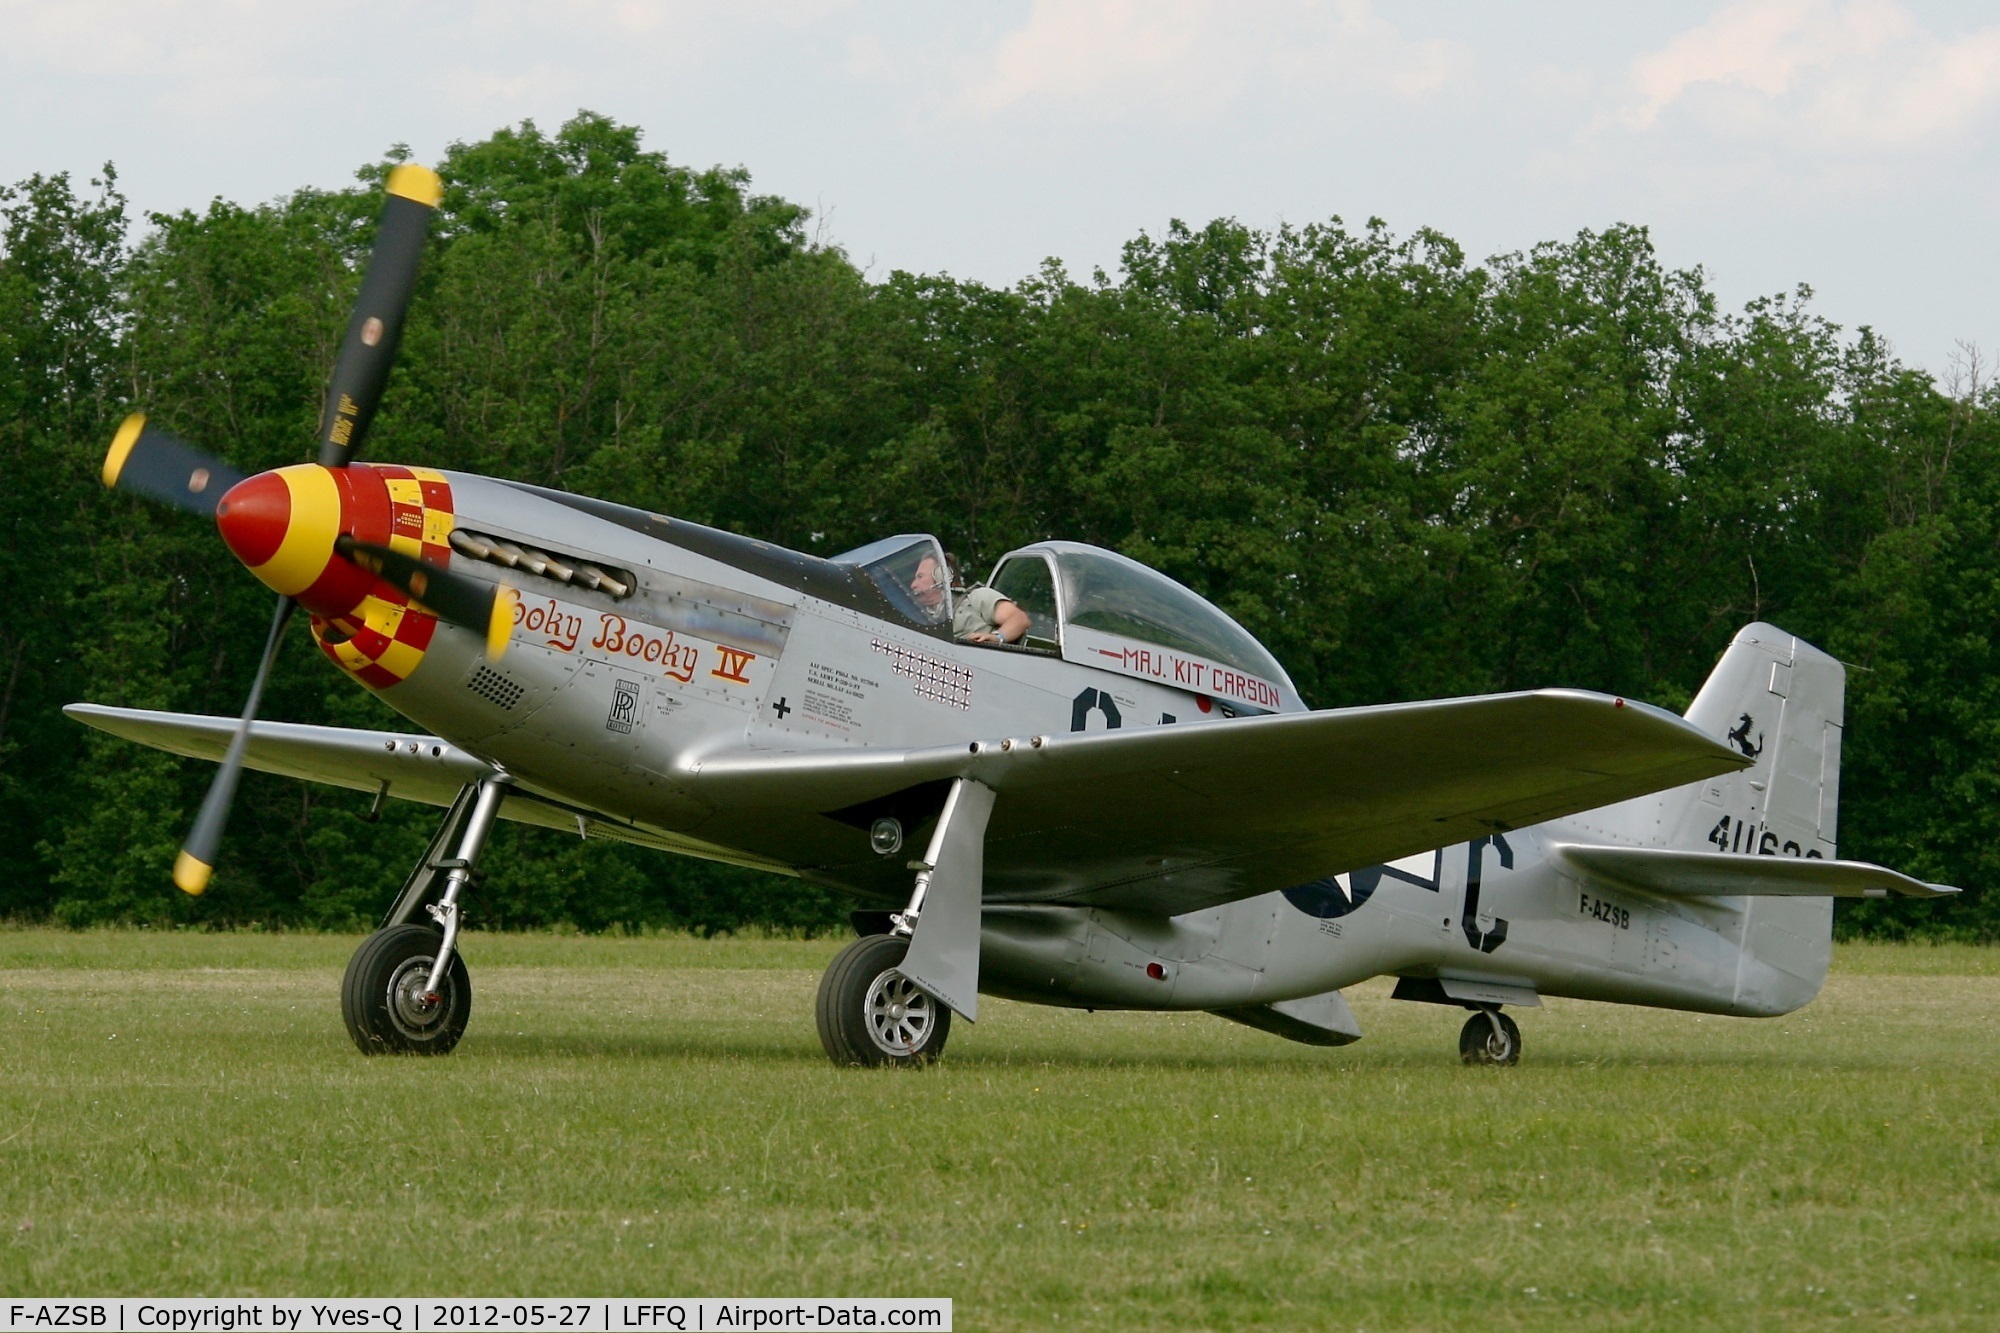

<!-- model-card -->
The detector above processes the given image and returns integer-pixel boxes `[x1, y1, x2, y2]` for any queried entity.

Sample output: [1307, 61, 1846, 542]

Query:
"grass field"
[2, 929, 1996, 1329]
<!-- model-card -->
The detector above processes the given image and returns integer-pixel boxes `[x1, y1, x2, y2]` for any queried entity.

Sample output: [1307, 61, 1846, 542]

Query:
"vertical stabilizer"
[1678, 623, 1843, 860]
[1583, 623, 1843, 857]
[1578, 623, 1844, 1000]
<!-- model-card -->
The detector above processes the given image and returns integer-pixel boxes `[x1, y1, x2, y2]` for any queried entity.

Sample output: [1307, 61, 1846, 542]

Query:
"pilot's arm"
[980, 598, 1030, 645]
[956, 586, 1030, 644]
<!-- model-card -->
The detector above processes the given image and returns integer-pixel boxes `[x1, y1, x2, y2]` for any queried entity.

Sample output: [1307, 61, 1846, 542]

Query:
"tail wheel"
[342, 923, 470, 1055]
[816, 934, 951, 1067]
[1459, 1010, 1521, 1066]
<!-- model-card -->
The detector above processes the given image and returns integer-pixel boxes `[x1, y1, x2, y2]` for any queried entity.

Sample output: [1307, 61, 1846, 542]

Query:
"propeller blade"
[102, 414, 247, 517]
[315, 164, 444, 469]
[335, 535, 515, 660]
[173, 595, 296, 894]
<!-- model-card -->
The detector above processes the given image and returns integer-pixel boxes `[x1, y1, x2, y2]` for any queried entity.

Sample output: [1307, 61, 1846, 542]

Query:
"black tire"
[342, 924, 470, 1055]
[816, 934, 951, 1068]
[1459, 1010, 1521, 1066]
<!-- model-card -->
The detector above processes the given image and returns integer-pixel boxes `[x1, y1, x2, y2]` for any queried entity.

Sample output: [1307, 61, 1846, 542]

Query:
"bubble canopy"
[989, 541, 1301, 713]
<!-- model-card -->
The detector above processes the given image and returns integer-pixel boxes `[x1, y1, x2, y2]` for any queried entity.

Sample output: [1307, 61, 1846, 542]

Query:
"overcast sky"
[5, 1, 1997, 378]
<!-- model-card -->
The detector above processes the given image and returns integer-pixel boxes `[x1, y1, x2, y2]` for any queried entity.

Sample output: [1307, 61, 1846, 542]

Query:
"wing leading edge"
[66, 702, 493, 804]
[62, 703, 794, 874]
[687, 689, 1752, 914]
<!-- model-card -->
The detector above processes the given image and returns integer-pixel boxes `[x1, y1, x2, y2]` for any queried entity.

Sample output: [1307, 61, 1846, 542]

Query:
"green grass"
[3, 931, 1997, 1329]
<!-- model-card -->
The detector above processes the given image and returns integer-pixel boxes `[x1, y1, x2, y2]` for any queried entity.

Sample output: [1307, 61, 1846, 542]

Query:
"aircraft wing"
[1552, 843, 1959, 898]
[66, 703, 494, 804]
[62, 704, 794, 873]
[687, 689, 1752, 914]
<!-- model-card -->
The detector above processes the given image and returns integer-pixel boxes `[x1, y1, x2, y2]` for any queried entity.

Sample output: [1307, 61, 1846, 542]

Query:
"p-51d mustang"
[74, 167, 1953, 1067]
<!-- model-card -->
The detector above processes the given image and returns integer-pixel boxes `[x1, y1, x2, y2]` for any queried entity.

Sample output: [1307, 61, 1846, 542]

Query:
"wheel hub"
[387, 956, 448, 1037]
[863, 969, 935, 1058]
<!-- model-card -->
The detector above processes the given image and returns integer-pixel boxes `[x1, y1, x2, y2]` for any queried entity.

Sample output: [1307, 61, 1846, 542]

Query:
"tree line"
[3, 112, 1994, 938]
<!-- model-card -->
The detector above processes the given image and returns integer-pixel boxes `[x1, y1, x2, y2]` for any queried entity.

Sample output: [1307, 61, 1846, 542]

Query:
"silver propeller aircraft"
[73, 168, 1954, 1067]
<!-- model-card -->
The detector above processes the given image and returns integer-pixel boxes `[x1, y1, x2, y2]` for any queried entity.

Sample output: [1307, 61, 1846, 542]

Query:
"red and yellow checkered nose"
[215, 462, 459, 689]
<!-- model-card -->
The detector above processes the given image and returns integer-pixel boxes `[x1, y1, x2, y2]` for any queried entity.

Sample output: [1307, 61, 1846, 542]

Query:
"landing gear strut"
[1459, 1008, 1522, 1066]
[341, 775, 509, 1054]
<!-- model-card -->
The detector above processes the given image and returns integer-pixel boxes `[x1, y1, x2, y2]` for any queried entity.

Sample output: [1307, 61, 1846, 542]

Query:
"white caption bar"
[2, 1302, 950, 1333]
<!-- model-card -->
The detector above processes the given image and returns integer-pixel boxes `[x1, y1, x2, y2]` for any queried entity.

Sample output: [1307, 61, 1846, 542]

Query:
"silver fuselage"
[372, 472, 1831, 1026]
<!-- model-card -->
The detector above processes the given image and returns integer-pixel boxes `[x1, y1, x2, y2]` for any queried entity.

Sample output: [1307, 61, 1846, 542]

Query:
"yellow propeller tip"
[386, 164, 444, 209]
[104, 414, 146, 488]
[172, 850, 212, 896]
[487, 586, 518, 660]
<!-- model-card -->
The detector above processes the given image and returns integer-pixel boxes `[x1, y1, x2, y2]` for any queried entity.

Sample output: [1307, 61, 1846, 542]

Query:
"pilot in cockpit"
[914, 553, 1029, 645]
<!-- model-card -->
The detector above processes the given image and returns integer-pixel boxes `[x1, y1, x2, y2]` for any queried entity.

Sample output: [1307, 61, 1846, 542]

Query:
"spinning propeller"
[101, 164, 513, 895]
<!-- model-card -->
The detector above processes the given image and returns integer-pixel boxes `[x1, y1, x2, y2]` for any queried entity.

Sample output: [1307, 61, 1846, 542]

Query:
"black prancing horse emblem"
[1728, 712, 1763, 758]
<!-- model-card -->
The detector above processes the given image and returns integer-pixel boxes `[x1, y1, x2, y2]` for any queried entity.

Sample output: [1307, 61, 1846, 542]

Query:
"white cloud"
[956, 0, 1470, 121]
[1621, 0, 2000, 148]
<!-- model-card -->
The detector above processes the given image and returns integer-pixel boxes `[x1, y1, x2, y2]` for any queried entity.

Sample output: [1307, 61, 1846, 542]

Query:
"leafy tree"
[6, 112, 1997, 938]
[0, 167, 129, 918]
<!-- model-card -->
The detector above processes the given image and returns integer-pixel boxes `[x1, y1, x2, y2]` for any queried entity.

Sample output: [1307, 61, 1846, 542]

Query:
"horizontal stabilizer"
[1552, 842, 1958, 899]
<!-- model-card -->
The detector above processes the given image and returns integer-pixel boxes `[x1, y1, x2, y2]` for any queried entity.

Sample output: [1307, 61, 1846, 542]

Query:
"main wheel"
[342, 923, 471, 1055]
[1459, 1010, 1521, 1066]
[816, 934, 951, 1067]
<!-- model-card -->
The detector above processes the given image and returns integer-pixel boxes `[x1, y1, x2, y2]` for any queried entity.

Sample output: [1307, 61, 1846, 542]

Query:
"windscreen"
[830, 534, 951, 629]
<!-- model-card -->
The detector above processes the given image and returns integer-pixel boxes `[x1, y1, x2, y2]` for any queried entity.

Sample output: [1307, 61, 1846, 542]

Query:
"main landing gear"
[816, 934, 951, 1067]
[817, 777, 991, 1067]
[1459, 1007, 1522, 1066]
[341, 776, 509, 1055]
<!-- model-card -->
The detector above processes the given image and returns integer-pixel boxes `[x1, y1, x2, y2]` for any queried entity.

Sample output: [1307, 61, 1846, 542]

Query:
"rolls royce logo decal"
[605, 679, 640, 734]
